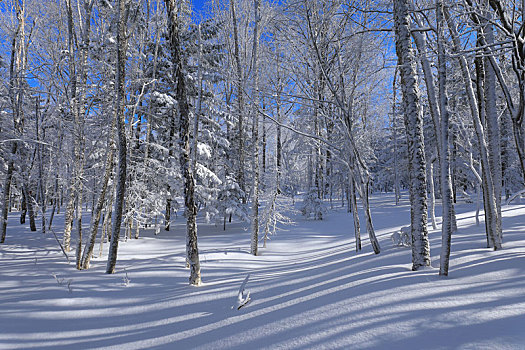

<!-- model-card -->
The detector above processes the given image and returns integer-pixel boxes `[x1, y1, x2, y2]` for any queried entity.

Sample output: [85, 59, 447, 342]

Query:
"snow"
[1, 193, 525, 349]
[197, 143, 212, 159]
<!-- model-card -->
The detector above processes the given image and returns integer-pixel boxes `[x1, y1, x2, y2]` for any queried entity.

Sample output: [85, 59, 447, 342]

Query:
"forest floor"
[1, 193, 525, 349]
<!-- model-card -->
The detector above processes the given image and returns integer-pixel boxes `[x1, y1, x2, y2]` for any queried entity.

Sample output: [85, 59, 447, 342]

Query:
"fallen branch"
[236, 274, 251, 310]
[506, 189, 525, 205]
[50, 226, 70, 263]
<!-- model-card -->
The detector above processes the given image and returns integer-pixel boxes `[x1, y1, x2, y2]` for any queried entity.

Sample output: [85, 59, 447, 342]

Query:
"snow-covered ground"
[1, 194, 525, 349]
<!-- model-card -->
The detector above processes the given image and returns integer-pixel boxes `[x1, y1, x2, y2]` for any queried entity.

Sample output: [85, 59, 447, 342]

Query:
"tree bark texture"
[81, 120, 115, 270]
[63, 0, 93, 252]
[2, 1, 25, 244]
[230, 0, 246, 201]
[106, 0, 129, 274]
[394, 0, 431, 270]
[436, 0, 453, 276]
[444, 6, 501, 250]
[482, 14, 503, 243]
[250, 0, 261, 256]
[165, 0, 201, 285]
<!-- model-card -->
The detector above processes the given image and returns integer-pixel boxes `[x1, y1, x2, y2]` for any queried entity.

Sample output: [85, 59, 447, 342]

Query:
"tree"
[250, 0, 261, 256]
[1, 0, 28, 243]
[443, 4, 501, 250]
[165, 0, 201, 285]
[106, 0, 130, 274]
[393, 0, 431, 270]
[436, 0, 454, 275]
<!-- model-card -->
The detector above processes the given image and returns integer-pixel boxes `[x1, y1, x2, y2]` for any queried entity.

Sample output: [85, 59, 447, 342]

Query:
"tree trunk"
[230, 0, 246, 201]
[436, 0, 454, 276]
[412, 7, 456, 231]
[427, 157, 437, 230]
[20, 180, 26, 224]
[106, 0, 130, 274]
[63, 0, 93, 252]
[392, 73, 400, 206]
[165, 0, 201, 285]
[483, 15, 503, 244]
[24, 186, 36, 232]
[250, 0, 261, 256]
[2, 1, 26, 244]
[350, 175, 361, 252]
[0, 147, 15, 243]
[444, 6, 501, 250]
[81, 121, 115, 270]
[361, 180, 380, 254]
[191, 24, 203, 177]
[394, 0, 431, 270]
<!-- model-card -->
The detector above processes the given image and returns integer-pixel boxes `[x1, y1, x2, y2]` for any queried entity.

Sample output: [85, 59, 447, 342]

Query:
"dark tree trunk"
[106, 0, 129, 274]
[165, 0, 201, 285]
[20, 186, 26, 224]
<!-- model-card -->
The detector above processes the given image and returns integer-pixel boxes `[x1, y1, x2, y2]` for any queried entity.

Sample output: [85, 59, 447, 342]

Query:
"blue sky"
[192, 0, 207, 16]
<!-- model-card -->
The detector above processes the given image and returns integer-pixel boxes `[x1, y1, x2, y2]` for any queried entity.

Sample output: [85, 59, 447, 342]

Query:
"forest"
[1, 0, 525, 348]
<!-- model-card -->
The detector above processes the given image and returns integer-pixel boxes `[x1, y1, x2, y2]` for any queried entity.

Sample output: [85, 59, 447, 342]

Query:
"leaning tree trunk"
[361, 179, 380, 254]
[394, 0, 431, 270]
[412, 8, 457, 231]
[81, 119, 115, 270]
[165, 0, 201, 285]
[444, 6, 501, 250]
[106, 0, 129, 274]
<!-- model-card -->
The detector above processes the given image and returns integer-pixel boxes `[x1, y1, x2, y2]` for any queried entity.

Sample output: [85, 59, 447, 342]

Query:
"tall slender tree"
[250, 0, 261, 256]
[436, 0, 454, 275]
[106, 0, 130, 274]
[165, 0, 201, 285]
[393, 0, 431, 270]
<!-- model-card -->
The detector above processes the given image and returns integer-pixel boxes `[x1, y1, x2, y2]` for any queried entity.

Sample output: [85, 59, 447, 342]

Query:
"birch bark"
[394, 0, 431, 270]
[63, 0, 93, 252]
[250, 0, 261, 256]
[436, 0, 454, 275]
[443, 6, 501, 250]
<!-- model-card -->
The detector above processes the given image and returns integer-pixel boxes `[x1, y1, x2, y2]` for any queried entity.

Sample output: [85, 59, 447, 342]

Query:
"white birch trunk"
[394, 0, 431, 270]
[412, 6, 457, 232]
[349, 174, 361, 252]
[392, 72, 400, 206]
[427, 157, 437, 230]
[63, 0, 93, 252]
[436, 0, 454, 275]
[250, 0, 261, 256]
[444, 6, 501, 250]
